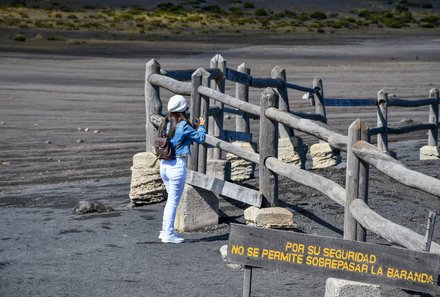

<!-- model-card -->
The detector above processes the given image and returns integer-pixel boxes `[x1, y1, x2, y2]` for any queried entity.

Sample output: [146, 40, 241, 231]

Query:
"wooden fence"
[322, 89, 440, 154]
[144, 55, 440, 259]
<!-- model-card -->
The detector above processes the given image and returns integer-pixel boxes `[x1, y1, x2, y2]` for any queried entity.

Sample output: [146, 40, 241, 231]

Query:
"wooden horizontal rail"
[208, 106, 221, 116]
[324, 99, 377, 107]
[352, 140, 440, 197]
[225, 67, 315, 92]
[265, 107, 348, 152]
[222, 107, 324, 122]
[198, 85, 260, 116]
[225, 67, 251, 85]
[222, 107, 258, 119]
[370, 124, 436, 136]
[291, 111, 326, 122]
[186, 169, 262, 207]
[204, 134, 259, 163]
[387, 123, 436, 135]
[148, 73, 191, 95]
[285, 82, 315, 93]
[225, 68, 283, 88]
[350, 199, 440, 253]
[266, 157, 346, 206]
[387, 98, 438, 107]
[369, 126, 384, 136]
[160, 68, 223, 81]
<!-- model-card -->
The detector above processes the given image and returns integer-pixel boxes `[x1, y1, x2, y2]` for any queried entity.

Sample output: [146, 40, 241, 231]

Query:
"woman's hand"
[198, 117, 206, 126]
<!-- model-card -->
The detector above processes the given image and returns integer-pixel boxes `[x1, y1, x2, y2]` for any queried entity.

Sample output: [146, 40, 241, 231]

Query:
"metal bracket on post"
[413, 211, 436, 297]
[423, 211, 436, 253]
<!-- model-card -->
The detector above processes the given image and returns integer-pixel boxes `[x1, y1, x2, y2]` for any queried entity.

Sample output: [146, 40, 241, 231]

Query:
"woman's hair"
[166, 112, 190, 138]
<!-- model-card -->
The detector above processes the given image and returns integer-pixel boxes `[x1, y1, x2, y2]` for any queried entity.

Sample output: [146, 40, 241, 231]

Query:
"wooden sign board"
[228, 224, 440, 294]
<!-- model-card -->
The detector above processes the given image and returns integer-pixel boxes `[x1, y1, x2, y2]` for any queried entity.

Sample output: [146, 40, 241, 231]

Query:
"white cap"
[167, 95, 187, 112]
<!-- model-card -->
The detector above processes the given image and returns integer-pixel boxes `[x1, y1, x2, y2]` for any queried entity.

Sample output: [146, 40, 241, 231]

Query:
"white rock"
[325, 278, 382, 297]
[226, 141, 255, 182]
[420, 145, 440, 160]
[244, 206, 295, 229]
[219, 245, 242, 269]
[310, 142, 341, 169]
[129, 152, 166, 204]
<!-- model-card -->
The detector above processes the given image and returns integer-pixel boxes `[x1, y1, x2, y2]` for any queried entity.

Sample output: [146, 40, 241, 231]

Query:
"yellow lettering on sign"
[371, 266, 383, 276]
[307, 245, 321, 256]
[231, 244, 244, 255]
[386, 268, 434, 284]
[260, 248, 304, 264]
[322, 248, 377, 264]
[247, 247, 260, 258]
[285, 242, 305, 254]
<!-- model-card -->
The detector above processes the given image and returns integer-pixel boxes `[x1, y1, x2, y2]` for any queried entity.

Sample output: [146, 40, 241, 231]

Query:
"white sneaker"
[158, 231, 164, 240]
[161, 232, 184, 244]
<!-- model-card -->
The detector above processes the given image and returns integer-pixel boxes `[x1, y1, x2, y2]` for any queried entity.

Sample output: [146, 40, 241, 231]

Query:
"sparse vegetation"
[14, 33, 26, 41]
[0, 1, 438, 41]
[244, 2, 254, 9]
[310, 11, 327, 20]
[255, 8, 267, 17]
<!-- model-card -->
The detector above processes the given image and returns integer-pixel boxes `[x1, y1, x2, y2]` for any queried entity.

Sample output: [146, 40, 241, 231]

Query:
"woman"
[159, 94, 206, 244]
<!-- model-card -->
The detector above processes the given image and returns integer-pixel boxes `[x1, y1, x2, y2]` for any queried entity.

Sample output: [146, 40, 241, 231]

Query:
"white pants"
[160, 158, 187, 235]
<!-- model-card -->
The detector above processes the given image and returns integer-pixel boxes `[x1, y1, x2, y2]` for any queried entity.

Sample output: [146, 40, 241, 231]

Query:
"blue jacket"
[168, 121, 206, 157]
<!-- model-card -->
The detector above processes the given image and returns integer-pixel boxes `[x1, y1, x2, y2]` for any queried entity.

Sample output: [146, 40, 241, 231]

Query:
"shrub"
[310, 11, 327, 20]
[255, 8, 267, 16]
[421, 3, 433, 9]
[14, 33, 26, 41]
[244, 2, 254, 9]
[298, 12, 309, 21]
[47, 36, 64, 41]
[201, 4, 222, 13]
[285, 10, 296, 18]
[393, 1, 409, 13]
[358, 9, 370, 18]
[382, 18, 403, 28]
[229, 7, 243, 16]
[420, 15, 439, 23]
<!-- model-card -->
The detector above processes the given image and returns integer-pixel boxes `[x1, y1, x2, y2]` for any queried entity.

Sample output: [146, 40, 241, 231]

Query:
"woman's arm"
[183, 121, 206, 144]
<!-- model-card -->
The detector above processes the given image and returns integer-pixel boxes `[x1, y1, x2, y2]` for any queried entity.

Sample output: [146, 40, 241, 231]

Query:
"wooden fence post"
[428, 88, 439, 147]
[357, 122, 370, 242]
[344, 119, 361, 241]
[310, 77, 340, 169]
[236, 63, 250, 133]
[198, 69, 211, 174]
[376, 90, 388, 153]
[145, 59, 162, 152]
[209, 54, 225, 160]
[313, 77, 326, 123]
[260, 88, 279, 207]
[271, 66, 293, 137]
[189, 68, 203, 171]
